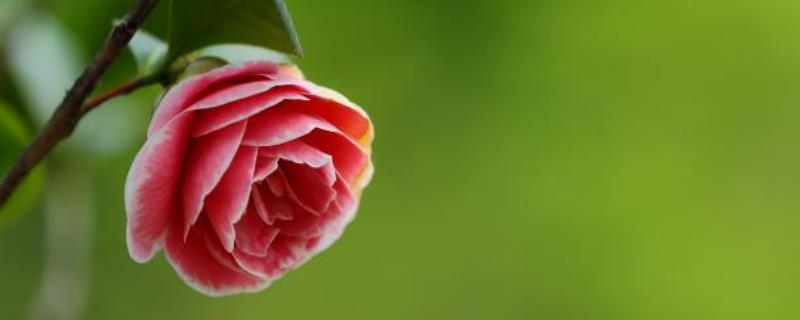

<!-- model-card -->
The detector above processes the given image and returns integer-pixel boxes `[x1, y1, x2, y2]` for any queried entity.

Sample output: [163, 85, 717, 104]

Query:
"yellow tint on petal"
[277, 64, 305, 79]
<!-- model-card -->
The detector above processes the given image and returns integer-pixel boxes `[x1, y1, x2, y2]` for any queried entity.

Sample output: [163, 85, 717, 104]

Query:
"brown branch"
[0, 0, 160, 209]
[80, 76, 159, 116]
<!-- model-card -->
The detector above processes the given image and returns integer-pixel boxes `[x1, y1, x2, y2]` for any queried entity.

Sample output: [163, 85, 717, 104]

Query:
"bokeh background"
[2, 0, 800, 319]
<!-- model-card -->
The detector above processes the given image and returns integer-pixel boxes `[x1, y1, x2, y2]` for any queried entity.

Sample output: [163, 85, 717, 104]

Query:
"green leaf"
[128, 28, 168, 76]
[168, 0, 302, 60]
[0, 103, 45, 226]
[193, 44, 291, 65]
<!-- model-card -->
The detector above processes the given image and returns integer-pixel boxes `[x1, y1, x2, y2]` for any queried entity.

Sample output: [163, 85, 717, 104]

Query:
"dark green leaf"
[0, 103, 45, 226]
[168, 0, 302, 60]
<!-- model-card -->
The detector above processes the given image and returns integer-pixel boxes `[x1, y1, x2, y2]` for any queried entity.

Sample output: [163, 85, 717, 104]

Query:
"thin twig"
[0, 0, 160, 209]
[80, 76, 159, 116]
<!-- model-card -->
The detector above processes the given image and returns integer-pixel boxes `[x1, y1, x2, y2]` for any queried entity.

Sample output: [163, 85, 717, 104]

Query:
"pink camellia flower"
[124, 60, 373, 296]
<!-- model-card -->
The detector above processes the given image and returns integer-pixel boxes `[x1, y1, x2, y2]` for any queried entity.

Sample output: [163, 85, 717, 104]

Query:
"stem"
[0, 0, 160, 209]
[80, 75, 160, 116]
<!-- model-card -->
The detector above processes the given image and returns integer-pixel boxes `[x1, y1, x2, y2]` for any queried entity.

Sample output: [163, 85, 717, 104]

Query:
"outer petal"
[241, 105, 338, 146]
[164, 217, 268, 296]
[301, 129, 369, 184]
[125, 112, 193, 262]
[266, 75, 373, 147]
[205, 146, 258, 252]
[149, 61, 280, 135]
[191, 86, 309, 137]
[313, 177, 361, 255]
[182, 121, 247, 236]
[333, 174, 357, 215]
[187, 80, 276, 112]
[277, 64, 305, 79]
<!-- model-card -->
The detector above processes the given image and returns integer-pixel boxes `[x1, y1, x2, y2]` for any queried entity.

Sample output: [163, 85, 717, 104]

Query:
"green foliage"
[9, 13, 139, 154]
[167, 0, 302, 60]
[128, 28, 168, 77]
[193, 44, 291, 65]
[0, 0, 26, 37]
[0, 104, 44, 226]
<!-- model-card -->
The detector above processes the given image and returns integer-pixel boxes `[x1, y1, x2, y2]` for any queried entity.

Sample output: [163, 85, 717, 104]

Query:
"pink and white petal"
[354, 160, 375, 192]
[258, 140, 332, 169]
[268, 74, 370, 125]
[182, 121, 247, 236]
[270, 229, 330, 273]
[280, 162, 336, 214]
[277, 64, 305, 79]
[302, 81, 369, 119]
[191, 86, 309, 137]
[205, 146, 258, 252]
[149, 61, 280, 135]
[246, 74, 372, 147]
[234, 206, 280, 257]
[298, 177, 360, 259]
[300, 166, 368, 260]
[267, 96, 372, 146]
[318, 162, 337, 186]
[125, 112, 193, 262]
[266, 172, 286, 197]
[301, 129, 369, 184]
[187, 80, 275, 112]
[253, 157, 279, 182]
[251, 182, 293, 225]
[232, 237, 304, 279]
[276, 209, 325, 238]
[164, 218, 269, 296]
[241, 106, 337, 146]
[314, 198, 361, 256]
[333, 174, 356, 214]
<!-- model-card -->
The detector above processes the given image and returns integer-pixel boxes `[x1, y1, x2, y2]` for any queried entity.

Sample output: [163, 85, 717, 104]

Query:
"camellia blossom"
[124, 60, 374, 295]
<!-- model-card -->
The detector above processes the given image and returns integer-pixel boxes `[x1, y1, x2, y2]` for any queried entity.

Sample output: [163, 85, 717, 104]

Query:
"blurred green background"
[2, 0, 800, 319]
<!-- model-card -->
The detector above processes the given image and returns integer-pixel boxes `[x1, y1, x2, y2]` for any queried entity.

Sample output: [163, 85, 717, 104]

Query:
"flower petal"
[253, 156, 279, 182]
[234, 205, 280, 257]
[190, 85, 309, 137]
[333, 174, 356, 215]
[313, 181, 361, 255]
[251, 180, 293, 225]
[232, 236, 305, 279]
[301, 129, 369, 185]
[164, 217, 268, 296]
[265, 75, 372, 146]
[275, 208, 325, 238]
[125, 112, 193, 262]
[281, 161, 336, 214]
[149, 61, 280, 135]
[241, 105, 338, 146]
[205, 146, 258, 252]
[258, 140, 332, 169]
[182, 121, 247, 237]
